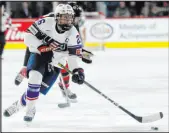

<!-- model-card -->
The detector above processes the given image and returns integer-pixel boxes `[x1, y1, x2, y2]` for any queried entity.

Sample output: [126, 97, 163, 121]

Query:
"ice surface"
[2, 48, 168, 132]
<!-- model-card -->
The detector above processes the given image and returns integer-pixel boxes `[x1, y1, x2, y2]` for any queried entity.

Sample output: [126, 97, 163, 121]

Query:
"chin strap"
[56, 24, 66, 33]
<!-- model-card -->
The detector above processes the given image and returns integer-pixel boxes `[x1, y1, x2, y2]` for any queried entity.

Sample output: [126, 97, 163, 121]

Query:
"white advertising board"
[85, 18, 169, 42]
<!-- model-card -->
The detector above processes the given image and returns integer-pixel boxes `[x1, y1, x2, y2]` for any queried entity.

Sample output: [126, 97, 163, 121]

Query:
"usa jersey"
[24, 17, 83, 69]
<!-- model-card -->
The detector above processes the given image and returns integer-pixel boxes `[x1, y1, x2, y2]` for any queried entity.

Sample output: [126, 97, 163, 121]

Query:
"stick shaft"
[58, 63, 139, 121]
[60, 73, 70, 104]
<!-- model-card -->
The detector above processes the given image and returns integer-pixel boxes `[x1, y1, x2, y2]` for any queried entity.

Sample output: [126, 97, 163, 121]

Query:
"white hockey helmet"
[54, 4, 75, 31]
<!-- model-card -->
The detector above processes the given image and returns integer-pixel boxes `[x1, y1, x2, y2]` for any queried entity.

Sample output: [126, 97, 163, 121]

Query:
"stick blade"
[58, 103, 70, 108]
[140, 112, 163, 123]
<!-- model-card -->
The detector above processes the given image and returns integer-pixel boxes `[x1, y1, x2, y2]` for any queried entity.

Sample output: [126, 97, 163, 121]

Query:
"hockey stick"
[58, 74, 70, 108]
[58, 62, 163, 123]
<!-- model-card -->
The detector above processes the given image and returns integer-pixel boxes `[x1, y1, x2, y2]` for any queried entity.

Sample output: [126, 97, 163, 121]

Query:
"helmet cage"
[56, 13, 74, 26]
[55, 4, 75, 31]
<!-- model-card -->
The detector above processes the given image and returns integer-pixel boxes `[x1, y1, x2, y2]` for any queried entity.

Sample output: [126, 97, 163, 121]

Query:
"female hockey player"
[0, 3, 12, 58]
[14, 2, 93, 102]
[4, 4, 89, 122]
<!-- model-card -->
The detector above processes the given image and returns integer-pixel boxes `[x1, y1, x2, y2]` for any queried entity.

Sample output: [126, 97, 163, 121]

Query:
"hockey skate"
[24, 106, 36, 122]
[3, 100, 24, 117]
[15, 73, 25, 85]
[59, 83, 77, 103]
[14, 67, 27, 85]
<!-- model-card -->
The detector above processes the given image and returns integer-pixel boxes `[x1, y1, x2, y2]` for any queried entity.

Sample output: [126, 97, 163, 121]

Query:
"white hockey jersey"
[24, 17, 83, 70]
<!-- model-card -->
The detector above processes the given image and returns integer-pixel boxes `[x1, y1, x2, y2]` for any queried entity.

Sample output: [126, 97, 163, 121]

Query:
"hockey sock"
[59, 63, 70, 89]
[26, 70, 42, 102]
[20, 92, 27, 106]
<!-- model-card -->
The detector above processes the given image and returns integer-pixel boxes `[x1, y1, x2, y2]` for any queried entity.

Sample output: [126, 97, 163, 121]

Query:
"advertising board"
[5, 18, 169, 49]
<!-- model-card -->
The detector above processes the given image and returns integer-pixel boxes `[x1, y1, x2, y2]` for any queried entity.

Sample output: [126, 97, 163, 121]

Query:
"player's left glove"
[81, 49, 93, 64]
[72, 68, 85, 85]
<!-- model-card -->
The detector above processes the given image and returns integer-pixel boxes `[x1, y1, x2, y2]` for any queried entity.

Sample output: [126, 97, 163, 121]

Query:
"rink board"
[84, 17, 169, 48]
[4, 17, 169, 49]
[4, 41, 169, 49]
[85, 42, 169, 48]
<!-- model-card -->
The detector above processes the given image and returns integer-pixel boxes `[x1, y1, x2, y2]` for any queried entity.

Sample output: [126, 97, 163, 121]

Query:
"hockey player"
[14, 2, 92, 102]
[57, 2, 91, 102]
[3, 4, 87, 122]
[0, 2, 12, 58]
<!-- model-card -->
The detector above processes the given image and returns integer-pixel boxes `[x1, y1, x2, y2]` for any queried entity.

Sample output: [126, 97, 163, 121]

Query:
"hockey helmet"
[54, 4, 75, 31]
[68, 2, 82, 17]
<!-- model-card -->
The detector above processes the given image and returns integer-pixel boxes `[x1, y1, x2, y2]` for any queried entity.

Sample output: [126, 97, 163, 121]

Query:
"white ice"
[2, 48, 168, 132]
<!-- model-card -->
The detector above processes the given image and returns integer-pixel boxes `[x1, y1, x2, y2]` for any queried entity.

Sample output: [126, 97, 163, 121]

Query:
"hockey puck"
[151, 127, 158, 130]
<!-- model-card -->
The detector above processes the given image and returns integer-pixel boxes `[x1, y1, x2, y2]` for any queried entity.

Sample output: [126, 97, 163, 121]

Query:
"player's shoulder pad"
[69, 26, 79, 39]
[43, 12, 55, 18]
[68, 26, 82, 45]
[34, 17, 55, 31]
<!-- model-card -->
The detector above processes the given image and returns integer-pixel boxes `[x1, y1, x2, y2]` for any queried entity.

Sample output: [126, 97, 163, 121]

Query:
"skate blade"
[24, 121, 33, 127]
[69, 98, 78, 103]
[62, 95, 78, 103]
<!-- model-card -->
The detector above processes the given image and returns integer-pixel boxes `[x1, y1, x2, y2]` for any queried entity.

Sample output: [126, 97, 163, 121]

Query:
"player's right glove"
[72, 68, 85, 85]
[14, 66, 27, 85]
[37, 44, 57, 53]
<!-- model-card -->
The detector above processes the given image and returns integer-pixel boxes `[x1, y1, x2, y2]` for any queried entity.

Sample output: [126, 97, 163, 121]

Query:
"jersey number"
[76, 35, 81, 44]
[37, 19, 45, 25]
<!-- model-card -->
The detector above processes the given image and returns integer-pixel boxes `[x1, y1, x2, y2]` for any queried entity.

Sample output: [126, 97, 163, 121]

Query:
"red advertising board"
[5, 19, 35, 42]
[5, 19, 36, 49]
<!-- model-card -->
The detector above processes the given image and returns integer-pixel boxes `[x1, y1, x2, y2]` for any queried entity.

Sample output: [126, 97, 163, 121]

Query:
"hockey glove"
[72, 68, 85, 85]
[37, 44, 57, 53]
[81, 49, 93, 64]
